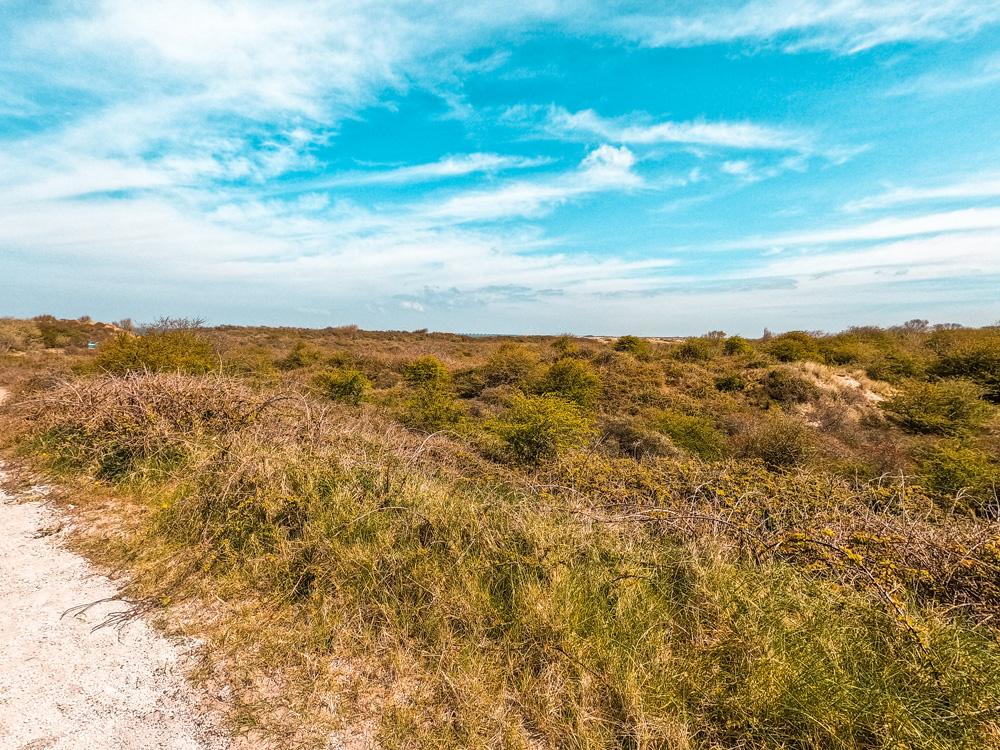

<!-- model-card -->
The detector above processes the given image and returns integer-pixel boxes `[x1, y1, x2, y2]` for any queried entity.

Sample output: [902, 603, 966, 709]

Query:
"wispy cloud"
[845, 176, 1000, 211]
[611, 0, 1000, 54]
[535, 106, 812, 152]
[888, 54, 1000, 96]
[755, 229, 1000, 280]
[425, 145, 641, 222]
[736, 207, 1000, 248]
[309, 153, 551, 187]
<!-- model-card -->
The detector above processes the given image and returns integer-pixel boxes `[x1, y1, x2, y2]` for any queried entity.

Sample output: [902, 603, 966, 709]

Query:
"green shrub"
[769, 331, 824, 363]
[550, 335, 579, 358]
[312, 369, 371, 405]
[403, 386, 465, 431]
[722, 335, 753, 356]
[714, 373, 746, 392]
[612, 335, 652, 360]
[917, 442, 999, 513]
[539, 358, 601, 409]
[480, 343, 544, 390]
[94, 332, 216, 374]
[675, 337, 718, 361]
[278, 340, 323, 370]
[655, 412, 727, 461]
[880, 380, 994, 436]
[403, 355, 450, 387]
[596, 353, 666, 412]
[864, 351, 921, 382]
[819, 335, 870, 365]
[490, 393, 592, 464]
[932, 336, 1000, 402]
[0, 318, 41, 353]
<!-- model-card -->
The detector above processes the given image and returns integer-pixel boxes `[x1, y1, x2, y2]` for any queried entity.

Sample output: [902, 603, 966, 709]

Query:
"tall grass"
[3, 372, 1000, 748]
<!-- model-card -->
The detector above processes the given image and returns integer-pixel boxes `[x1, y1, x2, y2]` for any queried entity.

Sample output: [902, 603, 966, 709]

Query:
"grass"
[2, 370, 999, 748]
[1, 321, 999, 748]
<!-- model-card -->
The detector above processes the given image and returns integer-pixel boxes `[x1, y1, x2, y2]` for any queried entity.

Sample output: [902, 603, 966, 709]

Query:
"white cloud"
[734, 207, 1000, 248]
[889, 54, 1000, 96]
[542, 106, 811, 151]
[845, 176, 1000, 212]
[721, 160, 753, 176]
[425, 145, 640, 222]
[756, 229, 1000, 281]
[310, 153, 551, 187]
[613, 0, 1000, 54]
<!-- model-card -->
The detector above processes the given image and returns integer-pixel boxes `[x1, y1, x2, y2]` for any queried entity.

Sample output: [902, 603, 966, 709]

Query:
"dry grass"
[2, 369, 1000, 749]
[1, 323, 1000, 748]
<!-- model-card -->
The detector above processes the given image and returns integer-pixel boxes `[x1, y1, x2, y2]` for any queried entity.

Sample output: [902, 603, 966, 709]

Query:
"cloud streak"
[611, 0, 1000, 54]
[538, 106, 812, 152]
[845, 176, 1000, 212]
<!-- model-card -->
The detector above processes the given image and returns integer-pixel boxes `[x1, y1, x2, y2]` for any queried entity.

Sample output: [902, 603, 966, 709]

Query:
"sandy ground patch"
[0, 468, 230, 750]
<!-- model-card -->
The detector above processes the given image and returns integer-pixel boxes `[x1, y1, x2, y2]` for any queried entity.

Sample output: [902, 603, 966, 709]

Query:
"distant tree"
[901, 319, 929, 333]
[137, 316, 207, 334]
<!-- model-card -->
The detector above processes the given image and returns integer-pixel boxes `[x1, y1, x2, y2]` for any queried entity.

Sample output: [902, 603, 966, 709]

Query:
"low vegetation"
[1, 316, 999, 749]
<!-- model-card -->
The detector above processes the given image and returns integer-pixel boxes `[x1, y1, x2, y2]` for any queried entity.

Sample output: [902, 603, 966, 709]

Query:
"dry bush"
[734, 411, 818, 468]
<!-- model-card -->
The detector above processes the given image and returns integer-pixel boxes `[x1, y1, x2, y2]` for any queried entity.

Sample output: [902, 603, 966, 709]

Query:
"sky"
[1, 1, 999, 336]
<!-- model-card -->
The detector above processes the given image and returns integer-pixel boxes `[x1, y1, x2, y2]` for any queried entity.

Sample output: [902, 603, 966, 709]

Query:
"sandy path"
[0, 468, 230, 750]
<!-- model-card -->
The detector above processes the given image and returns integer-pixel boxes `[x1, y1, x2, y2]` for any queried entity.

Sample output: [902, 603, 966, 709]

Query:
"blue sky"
[2, 1, 999, 335]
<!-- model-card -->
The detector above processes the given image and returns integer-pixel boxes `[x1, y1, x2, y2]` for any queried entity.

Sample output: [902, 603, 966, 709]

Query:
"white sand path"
[0, 396, 229, 750]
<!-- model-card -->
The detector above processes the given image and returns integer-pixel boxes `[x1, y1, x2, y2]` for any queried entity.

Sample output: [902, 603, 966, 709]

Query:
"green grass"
[4, 371, 1000, 748]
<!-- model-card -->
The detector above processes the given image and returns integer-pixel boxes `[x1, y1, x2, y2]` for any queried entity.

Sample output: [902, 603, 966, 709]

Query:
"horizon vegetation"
[1, 313, 999, 748]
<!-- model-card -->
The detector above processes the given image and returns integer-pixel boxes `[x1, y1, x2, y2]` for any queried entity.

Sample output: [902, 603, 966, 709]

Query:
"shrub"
[760, 368, 821, 405]
[94, 331, 216, 374]
[403, 355, 450, 387]
[312, 369, 371, 405]
[597, 417, 679, 459]
[0, 318, 41, 353]
[612, 335, 652, 360]
[722, 335, 753, 356]
[655, 412, 727, 461]
[222, 345, 278, 378]
[278, 340, 323, 370]
[864, 351, 921, 382]
[880, 380, 994, 436]
[917, 442, 999, 514]
[596, 353, 666, 412]
[675, 337, 718, 362]
[480, 343, 544, 390]
[490, 393, 592, 464]
[715, 373, 746, 392]
[402, 356, 462, 430]
[539, 358, 601, 409]
[932, 336, 1000, 402]
[736, 413, 817, 469]
[403, 386, 465, 432]
[551, 335, 579, 358]
[769, 332, 824, 363]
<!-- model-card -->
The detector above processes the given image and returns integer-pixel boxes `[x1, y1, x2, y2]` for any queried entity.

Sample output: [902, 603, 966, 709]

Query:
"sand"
[0, 457, 230, 750]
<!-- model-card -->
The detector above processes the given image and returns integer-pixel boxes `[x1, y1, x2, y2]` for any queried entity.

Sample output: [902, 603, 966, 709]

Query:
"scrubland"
[1, 315, 999, 749]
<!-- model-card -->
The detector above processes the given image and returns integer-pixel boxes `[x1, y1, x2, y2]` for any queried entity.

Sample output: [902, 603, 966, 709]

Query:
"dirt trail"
[0, 458, 230, 749]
